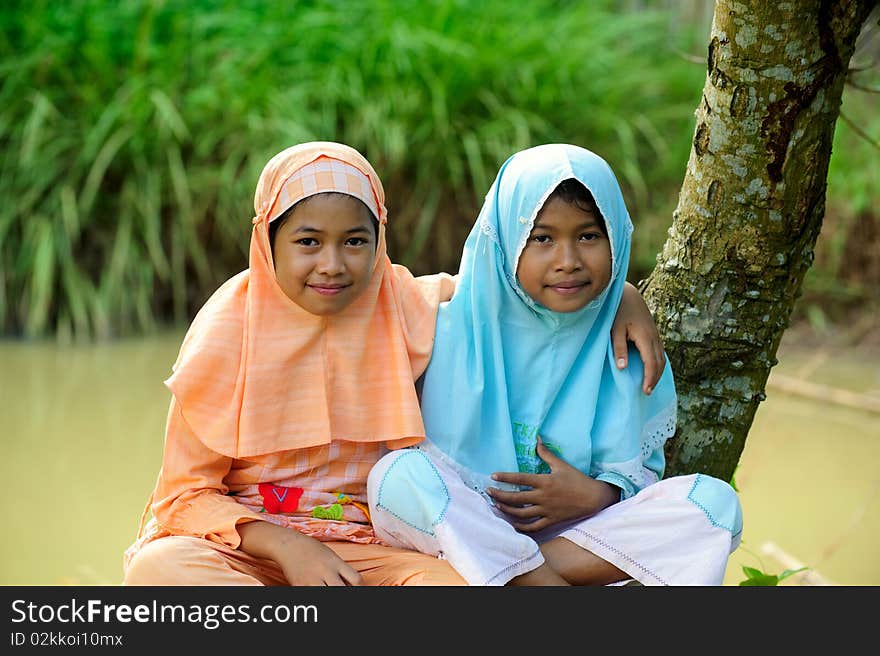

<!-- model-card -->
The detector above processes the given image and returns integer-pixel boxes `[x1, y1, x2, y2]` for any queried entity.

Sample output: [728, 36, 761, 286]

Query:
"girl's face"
[516, 195, 612, 313]
[272, 194, 376, 315]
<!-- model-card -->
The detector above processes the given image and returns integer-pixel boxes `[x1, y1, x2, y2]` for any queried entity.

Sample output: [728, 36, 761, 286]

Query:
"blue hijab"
[418, 144, 677, 499]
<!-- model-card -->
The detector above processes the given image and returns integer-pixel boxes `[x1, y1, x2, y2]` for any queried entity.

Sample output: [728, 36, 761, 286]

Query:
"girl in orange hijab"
[123, 141, 663, 586]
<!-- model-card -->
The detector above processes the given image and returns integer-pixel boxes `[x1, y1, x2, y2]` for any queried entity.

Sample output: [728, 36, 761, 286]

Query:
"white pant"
[367, 447, 742, 586]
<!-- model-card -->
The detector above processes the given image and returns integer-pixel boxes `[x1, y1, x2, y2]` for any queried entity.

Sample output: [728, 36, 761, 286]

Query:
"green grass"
[0, 0, 875, 339]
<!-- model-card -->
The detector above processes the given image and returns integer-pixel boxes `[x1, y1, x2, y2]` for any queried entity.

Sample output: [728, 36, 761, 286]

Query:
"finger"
[324, 572, 347, 587]
[612, 324, 629, 370]
[642, 346, 657, 395]
[511, 517, 552, 533]
[491, 471, 541, 488]
[340, 565, 364, 587]
[535, 438, 562, 467]
[627, 328, 658, 394]
[486, 486, 538, 506]
[340, 570, 364, 586]
[645, 344, 666, 395]
[492, 500, 543, 519]
[655, 342, 666, 375]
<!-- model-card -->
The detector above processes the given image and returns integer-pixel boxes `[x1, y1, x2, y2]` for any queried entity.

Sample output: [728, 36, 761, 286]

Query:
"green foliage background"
[1, 0, 877, 340]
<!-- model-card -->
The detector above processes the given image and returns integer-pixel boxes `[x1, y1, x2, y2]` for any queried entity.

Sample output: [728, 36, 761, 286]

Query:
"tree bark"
[642, 0, 877, 480]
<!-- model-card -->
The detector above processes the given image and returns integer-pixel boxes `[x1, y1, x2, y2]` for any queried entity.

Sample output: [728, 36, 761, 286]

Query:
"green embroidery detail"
[512, 421, 565, 474]
[542, 440, 564, 458]
[512, 422, 539, 441]
[512, 421, 541, 473]
[536, 440, 564, 474]
[311, 503, 344, 520]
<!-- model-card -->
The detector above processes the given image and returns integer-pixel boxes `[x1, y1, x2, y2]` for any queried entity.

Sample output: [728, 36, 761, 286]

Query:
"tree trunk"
[642, 0, 877, 480]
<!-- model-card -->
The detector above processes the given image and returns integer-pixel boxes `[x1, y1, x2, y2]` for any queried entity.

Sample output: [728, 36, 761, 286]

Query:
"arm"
[237, 521, 362, 586]
[410, 270, 458, 302]
[612, 282, 665, 394]
[153, 398, 362, 585]
[150, 398, 266, 546]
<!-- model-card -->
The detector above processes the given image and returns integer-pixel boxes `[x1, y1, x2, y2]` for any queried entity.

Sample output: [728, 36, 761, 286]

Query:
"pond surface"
[2, 330, 878, 585]
[722, 340, 880, 586]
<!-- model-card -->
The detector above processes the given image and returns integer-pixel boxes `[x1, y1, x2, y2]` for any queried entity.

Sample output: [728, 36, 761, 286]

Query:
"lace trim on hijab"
[478, 213, 501, 244]
[589, 398, 678, 494]
[477, 201, 540, 312]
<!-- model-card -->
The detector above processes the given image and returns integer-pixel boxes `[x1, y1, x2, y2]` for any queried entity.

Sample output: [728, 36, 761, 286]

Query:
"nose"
[315, 245, 346, 276]
[555, 241, 583, 272]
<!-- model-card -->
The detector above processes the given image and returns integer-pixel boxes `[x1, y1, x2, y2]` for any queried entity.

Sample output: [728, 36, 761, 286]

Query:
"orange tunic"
[126, 398, 389, 563]
[124, 142, 458, 584]
[123, 398, 466, 586]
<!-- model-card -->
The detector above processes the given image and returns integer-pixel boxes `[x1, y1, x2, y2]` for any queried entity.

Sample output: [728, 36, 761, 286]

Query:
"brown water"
[2, 331, 878, 585]
[1, 333, 179, 585]
[722, 342, 880, 586]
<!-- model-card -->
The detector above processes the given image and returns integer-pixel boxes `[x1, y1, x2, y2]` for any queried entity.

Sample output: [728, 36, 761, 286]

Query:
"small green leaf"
[739, 574, 780, 586]
[739, 564, 785, 586]
[741, 566, 764, 579]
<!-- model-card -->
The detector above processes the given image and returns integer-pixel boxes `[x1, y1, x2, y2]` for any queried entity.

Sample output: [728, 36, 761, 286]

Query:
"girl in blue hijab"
[367, 144, 742, 585]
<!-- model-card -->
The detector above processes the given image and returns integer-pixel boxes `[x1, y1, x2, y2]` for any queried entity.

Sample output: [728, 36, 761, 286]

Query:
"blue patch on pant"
[376, 451, 450, 535]
[687, 474, 743, 537]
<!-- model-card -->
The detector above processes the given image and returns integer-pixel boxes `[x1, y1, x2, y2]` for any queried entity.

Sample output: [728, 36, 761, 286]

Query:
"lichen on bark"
[642, 0, 876, 480]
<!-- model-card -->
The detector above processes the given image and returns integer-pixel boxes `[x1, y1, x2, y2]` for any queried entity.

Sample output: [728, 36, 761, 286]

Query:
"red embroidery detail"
[258, 483, 304, 514]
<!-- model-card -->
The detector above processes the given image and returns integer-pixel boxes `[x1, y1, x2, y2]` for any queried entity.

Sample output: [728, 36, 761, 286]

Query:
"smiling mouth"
[547, 281, 589, 295]
[308, 283, 351, 296]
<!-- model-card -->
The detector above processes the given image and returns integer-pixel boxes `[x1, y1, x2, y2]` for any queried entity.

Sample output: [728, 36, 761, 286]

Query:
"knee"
[368, 449, 443, 504]
[123, 536, 204, 586]
[367, 450, 409, 501]
[370, 449, 450, 536]
[686, 474, 743, 540]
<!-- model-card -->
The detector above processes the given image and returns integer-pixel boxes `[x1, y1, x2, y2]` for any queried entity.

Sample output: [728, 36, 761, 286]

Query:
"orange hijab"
[165, 142, 449, 458]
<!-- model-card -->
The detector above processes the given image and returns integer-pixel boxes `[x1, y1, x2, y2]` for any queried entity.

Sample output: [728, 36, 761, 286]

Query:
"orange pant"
[124, 536, 466, 586]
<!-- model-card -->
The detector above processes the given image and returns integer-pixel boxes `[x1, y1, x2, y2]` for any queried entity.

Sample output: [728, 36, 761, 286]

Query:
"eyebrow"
[294, 225, 372, 235]
[531, 216, 602, 231]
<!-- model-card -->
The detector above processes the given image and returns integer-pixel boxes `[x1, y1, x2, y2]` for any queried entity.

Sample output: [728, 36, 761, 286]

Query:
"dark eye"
[580, 232, 601, 242]
[531, 234, 552, 244]
[346, 237, 370, 247]
[296, 237, 319, 247]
